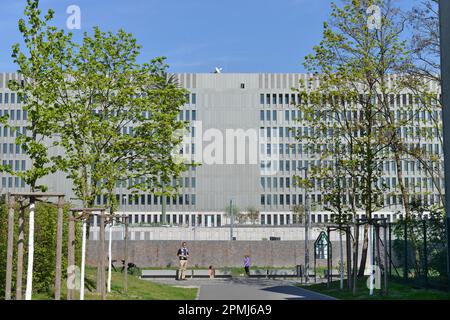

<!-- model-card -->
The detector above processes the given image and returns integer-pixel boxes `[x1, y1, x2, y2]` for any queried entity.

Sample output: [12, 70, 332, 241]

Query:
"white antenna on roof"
[214, 67, 223, 74]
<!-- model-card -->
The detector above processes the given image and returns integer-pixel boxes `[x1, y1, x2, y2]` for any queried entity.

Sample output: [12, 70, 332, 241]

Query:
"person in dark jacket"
[177, 242, 189, 280]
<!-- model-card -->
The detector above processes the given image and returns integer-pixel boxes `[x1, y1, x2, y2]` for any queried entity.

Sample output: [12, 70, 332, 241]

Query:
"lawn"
[33, 267, 198, 300]
[299, 277, 450, 300]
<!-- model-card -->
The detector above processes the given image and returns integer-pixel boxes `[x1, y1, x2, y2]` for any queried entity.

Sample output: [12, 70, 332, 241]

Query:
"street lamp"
[299, 166, 311, 283]
[229, 199, 235, 241]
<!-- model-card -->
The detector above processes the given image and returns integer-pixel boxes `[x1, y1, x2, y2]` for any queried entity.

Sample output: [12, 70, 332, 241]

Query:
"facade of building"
[0, 72, 443, 227]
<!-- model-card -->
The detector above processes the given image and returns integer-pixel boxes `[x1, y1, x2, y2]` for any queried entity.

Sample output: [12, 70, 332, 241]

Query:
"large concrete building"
[0, 72, 443, 228]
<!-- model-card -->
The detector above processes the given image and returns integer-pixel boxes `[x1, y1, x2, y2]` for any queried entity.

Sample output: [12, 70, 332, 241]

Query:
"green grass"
[33, 267, 198, 300]
[299, 277, 450, 300]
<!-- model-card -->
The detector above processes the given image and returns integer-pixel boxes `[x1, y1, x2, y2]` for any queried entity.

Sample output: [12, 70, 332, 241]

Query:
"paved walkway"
[149, 278, 336, 300]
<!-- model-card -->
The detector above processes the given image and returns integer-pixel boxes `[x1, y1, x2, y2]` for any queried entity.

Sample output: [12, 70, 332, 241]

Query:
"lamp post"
[299, 167, 311, 283]
[439, 0, 450, 290]
[230, 199, 234, 241]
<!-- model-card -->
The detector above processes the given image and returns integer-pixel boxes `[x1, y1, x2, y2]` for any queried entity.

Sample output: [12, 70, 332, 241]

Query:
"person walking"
[177, 242, 189, 280]
[244, 255, 251, 277]
[208, 265, 216, 279]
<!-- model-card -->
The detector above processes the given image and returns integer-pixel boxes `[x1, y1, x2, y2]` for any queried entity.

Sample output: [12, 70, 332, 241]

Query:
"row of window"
[179, 109, 197, 121]
[91, 213, 220, 227]
[260, 193, 442, 207]
[0, 92, 198, 106]
[1, 176, 26, 188]
[260, 125, 441, 143]
[116, 175, 196, 189]
[261, 174, 444, 189]
[259, 93, 441, 108]
[0, 93, 24, 105]
[95, 193, 197, 206]
[0, 109, 28, 120]
[1, 159, 27, 171]
[1, 143, 26, 155]
[261, 194, 308, 206]
[0, 126, 27, 138]
[261, 159, 443, 176]
[185, 94, 197, 105]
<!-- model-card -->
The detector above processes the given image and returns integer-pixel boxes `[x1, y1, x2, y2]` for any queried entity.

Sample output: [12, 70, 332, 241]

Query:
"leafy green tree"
[3, 0, 73, 300]
[294, 0, 422, 275]
[5, 0, 72, 191]
[44, 28, 188, 215]
[245, 207, 260, 225]
[224, 204, 243, 225]
[291, 204, 305, 224]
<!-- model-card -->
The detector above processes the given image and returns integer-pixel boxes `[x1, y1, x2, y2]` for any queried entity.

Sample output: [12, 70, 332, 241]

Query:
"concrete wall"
[87, 240, 345, 268]
[90, 226, 354, 241]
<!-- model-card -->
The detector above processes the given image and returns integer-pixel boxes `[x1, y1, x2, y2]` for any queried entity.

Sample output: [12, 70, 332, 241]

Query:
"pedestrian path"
[149, 278, 336, 300]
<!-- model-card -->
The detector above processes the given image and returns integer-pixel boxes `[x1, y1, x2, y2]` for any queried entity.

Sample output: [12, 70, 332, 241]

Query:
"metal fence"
[390, 217, 448, 290]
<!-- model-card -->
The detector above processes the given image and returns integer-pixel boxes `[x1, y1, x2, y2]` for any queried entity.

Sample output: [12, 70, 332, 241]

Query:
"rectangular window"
[260, 94, 265, 105]
[192, 110, 197, 121]
[11, 93, 15, 104]
[260, 110, 265, 121]
[272, 110, 277, 121]
[192, 93, 196, 105]
[4, 93, 9, 104]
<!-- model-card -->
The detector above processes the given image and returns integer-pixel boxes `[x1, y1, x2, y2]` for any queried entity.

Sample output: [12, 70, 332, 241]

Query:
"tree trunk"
[99, 214, 106, 300]
[358, 223, 369, 277]
[54, 196, 64, 300]
[124, 216, 129, 293]
[5, 194, 15, 300]
[339, 230, 344, 289]
[80, 216, 87, 300]
[16, 205, 25, 300]
[394, 152, 410, 218]
[25, 198, 36, 300]
[67, 211, 75, 300]
[107, 209, 113, 293]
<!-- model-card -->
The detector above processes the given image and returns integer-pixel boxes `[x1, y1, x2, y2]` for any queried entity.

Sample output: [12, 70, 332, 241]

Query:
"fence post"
[383, 222, 388, 296]
[404, 218, 408, 282]
[353, 223, 359, 295]
[423, 219, 428, 287]
[346, 227, 352, 290]
[389, 222, 392, 279]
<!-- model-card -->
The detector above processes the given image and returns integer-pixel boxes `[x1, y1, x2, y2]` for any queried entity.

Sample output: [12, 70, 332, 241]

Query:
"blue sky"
[0, 0, 416, 73]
